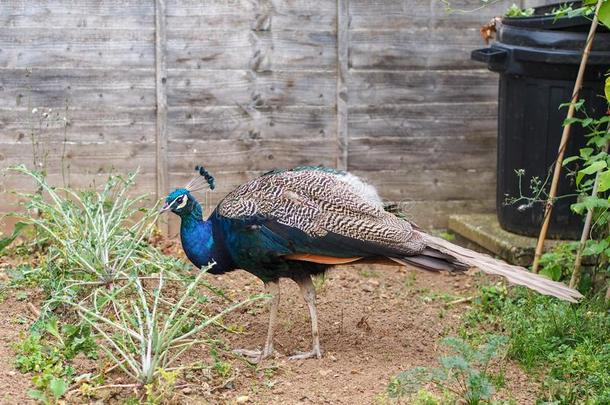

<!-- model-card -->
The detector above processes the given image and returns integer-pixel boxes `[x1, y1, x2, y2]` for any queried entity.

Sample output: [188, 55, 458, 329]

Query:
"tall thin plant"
[8, 165, 159, 287]
[69, 265, 264, 385]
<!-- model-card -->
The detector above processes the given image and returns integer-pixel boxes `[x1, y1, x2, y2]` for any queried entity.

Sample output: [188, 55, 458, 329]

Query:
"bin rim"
[490, 43, 610, 66]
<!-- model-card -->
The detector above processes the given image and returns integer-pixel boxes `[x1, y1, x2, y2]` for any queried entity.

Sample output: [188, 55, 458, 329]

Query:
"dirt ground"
[0, 242, 541, 405]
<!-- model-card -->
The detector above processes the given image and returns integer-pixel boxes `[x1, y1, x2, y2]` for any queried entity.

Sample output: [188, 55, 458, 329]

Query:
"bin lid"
[498, 23, 610, 52]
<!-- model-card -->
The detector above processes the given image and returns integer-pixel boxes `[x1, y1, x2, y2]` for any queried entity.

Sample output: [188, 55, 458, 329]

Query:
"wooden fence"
[0, 0, 539, 232]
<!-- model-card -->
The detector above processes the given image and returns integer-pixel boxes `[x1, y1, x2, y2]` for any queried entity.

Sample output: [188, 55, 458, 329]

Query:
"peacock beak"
[160, 202, 171, 213]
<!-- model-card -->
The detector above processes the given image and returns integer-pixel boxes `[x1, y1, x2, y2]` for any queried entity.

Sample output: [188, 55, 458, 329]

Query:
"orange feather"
[283, 253, 363, 265]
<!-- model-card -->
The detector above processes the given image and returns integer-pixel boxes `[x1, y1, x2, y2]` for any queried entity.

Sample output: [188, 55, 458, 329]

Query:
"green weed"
[14, 317, 97, 403]
[386, 335, 508, 404]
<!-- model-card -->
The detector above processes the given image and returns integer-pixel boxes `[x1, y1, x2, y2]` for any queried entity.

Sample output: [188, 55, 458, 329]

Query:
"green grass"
[461, 286, 610, 404]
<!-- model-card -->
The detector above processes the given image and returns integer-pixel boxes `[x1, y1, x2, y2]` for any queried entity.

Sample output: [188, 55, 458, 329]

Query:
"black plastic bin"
[472, 2, 610, 239]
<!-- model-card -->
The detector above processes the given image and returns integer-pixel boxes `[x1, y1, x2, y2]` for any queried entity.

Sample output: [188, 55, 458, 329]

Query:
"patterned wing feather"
[217, 167, 426, 255]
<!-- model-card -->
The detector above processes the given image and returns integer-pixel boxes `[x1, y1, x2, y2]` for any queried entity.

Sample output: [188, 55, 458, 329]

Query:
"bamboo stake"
[531, 0, 605, 273]
[569, 138, 610, 289]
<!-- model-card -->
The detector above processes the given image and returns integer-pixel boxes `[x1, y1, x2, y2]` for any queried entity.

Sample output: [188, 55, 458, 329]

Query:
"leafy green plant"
[505, 4, 534, 17]
[14, 317, 97, 403]
[386, 336, 508, 404]
[9, 165, 158, 285]
[143, 368, 179, 404]
[538, 242, 579, 282]
[69, 265, 264, 386]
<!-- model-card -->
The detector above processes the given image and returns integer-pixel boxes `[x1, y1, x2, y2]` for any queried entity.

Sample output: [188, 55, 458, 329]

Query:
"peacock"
[161, 165, 582, 362]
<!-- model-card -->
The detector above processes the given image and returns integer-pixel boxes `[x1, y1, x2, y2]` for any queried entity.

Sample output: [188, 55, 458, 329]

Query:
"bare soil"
[0, 240, 540, 404]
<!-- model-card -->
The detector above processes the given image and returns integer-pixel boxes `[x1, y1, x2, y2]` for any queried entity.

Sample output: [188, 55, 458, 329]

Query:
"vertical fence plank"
[155, 0, 169, 233]
[337, 0, 349, 170]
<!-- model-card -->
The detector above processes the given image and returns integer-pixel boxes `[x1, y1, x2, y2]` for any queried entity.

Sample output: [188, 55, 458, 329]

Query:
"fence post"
[337, 0, 349, 171]
[155, 0, 169, 234]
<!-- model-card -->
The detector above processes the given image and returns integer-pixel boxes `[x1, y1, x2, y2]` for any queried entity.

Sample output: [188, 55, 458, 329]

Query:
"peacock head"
[162, 189, 194, 216]
[160, 165, 215, 217]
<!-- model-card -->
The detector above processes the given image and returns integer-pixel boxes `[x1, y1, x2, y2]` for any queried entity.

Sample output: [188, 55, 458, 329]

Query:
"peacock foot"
[288, 347, 323, 361]
[233, 345, 274, 364]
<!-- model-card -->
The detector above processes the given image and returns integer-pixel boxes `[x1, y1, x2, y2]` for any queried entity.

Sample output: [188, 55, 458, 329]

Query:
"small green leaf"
[562, 156, 580, 166]
[564, 117, 581, 126]
[559, 99, 585, 110]
[49, 378, 67, 400]
[605, 75, 610, 104]
[581, 147, 594, 159]
[540, 265, 562, 281]
[599, 0, 610, 30]
[0, 222, 28, 254]
[578, 160, 607, 186]
[583, 239, 609, 256]
[571, 196, 610, 214]
[27, 389, 47, 402]
[598, 170, 610, 192]
[581, 117, 594, 127]
[45, 318, 61, 341]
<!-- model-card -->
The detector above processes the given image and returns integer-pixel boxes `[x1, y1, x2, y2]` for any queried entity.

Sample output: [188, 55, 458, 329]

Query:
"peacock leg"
[233, 279, 280, 363]
[289, 275, 323, 360]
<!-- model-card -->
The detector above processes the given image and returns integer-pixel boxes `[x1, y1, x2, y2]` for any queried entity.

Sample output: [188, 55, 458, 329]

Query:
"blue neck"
[178, 203, 233, 273]
[179, 204, 212, 268]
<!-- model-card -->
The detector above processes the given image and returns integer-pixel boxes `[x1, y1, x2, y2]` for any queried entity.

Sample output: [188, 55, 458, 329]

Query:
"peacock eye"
[175, 194, 188, 209]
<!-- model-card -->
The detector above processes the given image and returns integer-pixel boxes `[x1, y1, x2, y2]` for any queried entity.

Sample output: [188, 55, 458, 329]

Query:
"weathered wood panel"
[348, 135, 497, 171]
[166, 0, 336, 19]
[167, 70, 336, 107]
[167, 30, 336, 71]
[165, 0, 337, 32]
[349, 27, 492, 70]
[167, 0, 337, 31]
[168, 138, 336, 173]
[349, 70, 498, 105]
[0, 69, 155, 109]
[348, 102, 497, 138]
[345, 0, 506, 226]
[155, 0, 169, 233]
[3, 1, 155, 16]
[167, 106, 336, 140]
[0, 142, 156, 174]
[349, 0, 513, 29]
[0, 28, 154, 69]
[354, 168, 496, 201]
[0, 108, 156, 144]
[1, 1, 154, 29]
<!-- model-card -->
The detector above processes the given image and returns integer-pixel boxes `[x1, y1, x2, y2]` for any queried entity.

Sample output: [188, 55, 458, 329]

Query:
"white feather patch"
[336, 172, 383, 208]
